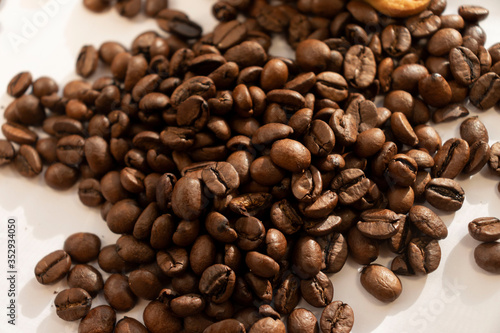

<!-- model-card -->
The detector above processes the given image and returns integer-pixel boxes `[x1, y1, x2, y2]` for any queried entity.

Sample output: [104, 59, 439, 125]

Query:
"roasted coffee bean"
[407, 237, 441, 275]
[0, 140, 15, 166]
[344, 45, 376, 89]
[98, 245, 136, 274]
[202, 162, 240, 196]
[2, 122, 38, 145]
[329, 109, 358, 146]
[157, 246, 189, 277]
[288, 308, 318, 333]
[114, 317, 148, 333]
[469, 217, 500, 242]
[392, 63, 429, 92]
[128, 268, 163, 300]
[348, 227, 379, 265]
[44, 163, 79, 190]
[77, 45, 99, 78]
[425, 178, 465, 212]
[293, 236, 322, 279]
[14, 145, 42, 178]
[331, 168, 370, 205]
[104, 274, 137, 312]
[7, 71, 32, 97]
[54, 288, 92, 321]
[409, 205, 448, 239]
[320, 301, 354, 333]
[387, 154, 418, 187]
[270, 199, 303, 235]
[199, 264, 236, 304]
[172, 177, 208, 221]
[432, 138, 470, 179]
[449, 46, 481, 86]
[460, 116, 489, 145]
[78, 305, 116, 333]
[470, 72, 500, 110]
[418, 73, 452, 108]
[474, 242, 500, 274]
[432, 104, 469, 123]
[357, 209, 402, 240]
[317, 233, 348, 273]
[381, 25, 411, 57]
[353, 128, 385, 158]
[315, 72, 349, 102]
[116, 235, 155, 264]
[415, 125, 442, 154]
[106, 199, 141, 234]
[67, 264, 104, 298]
[245, 252, 279, 278]
[300, 271, 333, 307]
[64, 232, 101, 263]
[143, 299, 183, 333]
[361, 264, 402, 303]
[489, 142, 500, 176]
[35, 250, 72, 285]
[273, 273, 300, 315]
[427, 28, 463, 56]
[405, 10, 441, 38]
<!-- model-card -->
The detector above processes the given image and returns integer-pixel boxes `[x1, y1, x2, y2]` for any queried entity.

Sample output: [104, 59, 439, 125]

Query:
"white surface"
[0, 1, 500, 332]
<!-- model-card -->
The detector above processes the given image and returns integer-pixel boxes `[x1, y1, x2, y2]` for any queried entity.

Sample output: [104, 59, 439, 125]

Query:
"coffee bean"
[405, 10, 441, 38]
[199, 264, 236, 304]
[143, 300, 183, 333]
[344, 45, 376, 89]
[77, 45, 99, 78]
[427, 28, 463, 56]
[104, 274, 137, 312]
[382, 25, 412, 57]
[449, 47, 481, 86]
[288, 308, 318, 333]
[0, 140, 15, 166]
[171, 177, 208, 221]
[407, 237, 441, 275]
[470, 72, 500, 110]
[292, 236, 323, 279]
[469, 217, 500, 242]
[425, 178, 465, 212]
[354, 128, 385, 158]
[392, 63, 429, 92]
[460, 116, 489, 145]
[459, 5, 489, 22]
[67, 264, 104, 298]
[274, 273, 300, 315]
[474, 242, 500, 274]
[432, 104, 469, 123]
[361, 264, 402, 303]
[300, 271, 333, 307]
[45, 163, 79, 190]
[78, 305, 116, 333]
[34, 250, 72, 285]
[315, 72, 349, 102]
[409, 205, 448, 239]
[14, 145, 42, 178]
[432, 138, 470, 179]
[320, 301, 354, 333]
[7, 71, 32, 97]
[418, 73, 452, 108]
[128, 268, 163, 300]
[2, 122, 38, 145]
[204, 319, 245, 333]
[116, 235, 155, 264]
[54, 288, 92, 321]
[98, 245, 136, 274]
[64, 232, 101, 263]
[357, 209, 403, 240]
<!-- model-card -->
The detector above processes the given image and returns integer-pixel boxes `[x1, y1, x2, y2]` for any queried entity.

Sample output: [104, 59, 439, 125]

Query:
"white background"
[1, 0, 500, 332]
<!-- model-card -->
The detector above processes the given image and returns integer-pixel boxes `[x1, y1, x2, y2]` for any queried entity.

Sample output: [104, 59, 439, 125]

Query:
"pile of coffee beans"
[3, 0, 500, 332]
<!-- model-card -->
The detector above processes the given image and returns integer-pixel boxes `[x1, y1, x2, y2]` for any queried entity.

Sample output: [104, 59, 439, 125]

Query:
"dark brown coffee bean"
[315, 72, 349, 102]
[45, 162, 79, 190]
[2, 122, 38, 148]
[489, 142, 500, 176]
[104, 274, 137, 312]
[415, 125, 442, 154]
[300, 271, 333, 308]
[269, 139, 311, 173]
[35, 250, 72, 285]
[405, 10, 441, 38]
[171, 177, 208, 221]
[224, 41, 267, 68]
[354, 128, 385, 158]
[460, 116, 489, 145]
[273, 273, 300, 315]
[347, 227, 379, 265]
[392, 63, 429, 92]
[293, 236, 323, 279]
[143, 299, 183, 333]
[77, 45, 99, 78]
[116, 235, 155, 264]
[288, 308, 318, 333]
[128, 268, 163, 300]
[361, 264, 402, 303]
[459, 5, 489, 22]
[470, 72, 500, 110]
[245, 251, 279, 278]
[106, 199, 141, 234]
[199, 264, 236, 304]
[204, 319, 245, 333]
[357, 209, 402, 240]
[7, 71, 32, 97]
[432, 104, 469, 123]
[14, 145, 42, 178]
[114, 317, 148, 333]
[64, 232, 101, 263]
[55, 288, 92, 321]
[116, 0, 141, 18]
[78, 305, 116, 333]
[474, 242, 500, 274]
[427, 28, 463, 56]
[320, 301, 354, 333]
[0, 140, 15, 166]
[449, 46, 481, 86]
[344, 45, 376, 89]
[98, 245, 136, 274]
[157, 246, 189, 277]
[407, 237, 441, 275]
[418, 73, 452, 108]
[469, 217, 500, 242]
[425, 178, 465, 212]
[67, 264, 104, 298]
[381, 25, 411, 57]
[432, 138, 470, 179]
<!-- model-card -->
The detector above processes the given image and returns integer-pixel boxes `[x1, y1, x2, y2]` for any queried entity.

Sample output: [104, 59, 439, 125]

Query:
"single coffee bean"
[409, 205, 448, 239]
[449, 46, 481, 86]
[199, 264, 236, 304]
[143, 299, 183, 333]
[14, 145, 42, 178]
[2, 122, 38, 145]
[418, 73, 452, 108]
[427, 28, 463, 56]
[407, 237, 441, 275]
[0, 140, 15, 166]
[114, 317, 149, 333]
[67, 264, 104, 298]
[204, 319, 245, 333]
[489, 142, 500, 176]
[347, 227, 379, 265]
[245, 251, 279, 278]
[425, 178, 465, 212]
[171, 177, 208, 221]
[54, 288, 92, 321]
[77, 45, 99, 78]
[391, 112, 419, 146]
[432, 104, 469, 123]
[300, 271, 333, 307]
[474, 242, 500, 274]
[7, 71, 32, 97]
[34, 250, 72, 285]
[104, 274, 137, 312]
[361, 264, 402, 303]
[357, 209, 402, 240]
[405, 10, 441, 38]
[331, 168, 371, 205]
[459, 5, 489, 22]
[64, 232, 101, 263]
[288, 308, 318, 333]
[344, 45, 376, 89]
[157, 246, 189, 277]
[320, 301, 354, 333]
[98, 244, 136, 274]
[128, 268, 163, 300]
[78, 305, 116, 333]
[460, 116, 489, 145]
[274, 273, 301, 315]
[116, 235, 155, 264]
[45, 162, 79, 190]
[381, 25, 412, 57]
[432, 138, 470, 179]
[469, 217, 500, 242]
[470, 72, 500, 110]
[387, 154, 418, 187]
[293, 236, 322, 279]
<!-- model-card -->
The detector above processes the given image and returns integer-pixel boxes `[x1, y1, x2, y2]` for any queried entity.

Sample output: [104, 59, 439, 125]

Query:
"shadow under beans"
[442, 234, 499, 305]
[19, 277, 62, 319]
